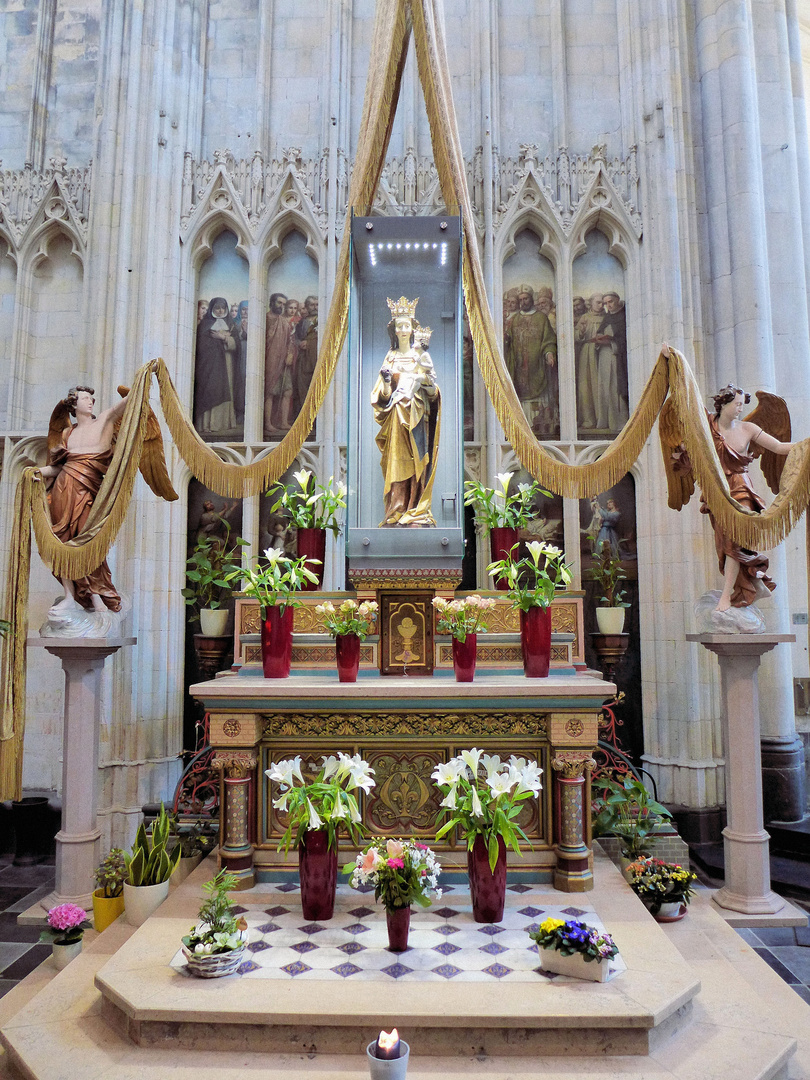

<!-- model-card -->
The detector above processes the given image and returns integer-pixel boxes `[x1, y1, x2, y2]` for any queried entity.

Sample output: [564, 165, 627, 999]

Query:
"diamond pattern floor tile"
[170, 884, 625, 984]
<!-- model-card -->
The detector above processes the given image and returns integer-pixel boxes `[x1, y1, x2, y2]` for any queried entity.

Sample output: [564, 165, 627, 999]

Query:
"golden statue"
[371, 297, 441, 527]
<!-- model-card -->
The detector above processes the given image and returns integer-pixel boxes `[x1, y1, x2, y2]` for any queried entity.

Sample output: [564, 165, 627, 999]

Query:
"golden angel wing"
[47, 400, 73, 460]
[744, 391, 791, 494]
[116, 385, 179, 502]
[658, 396, 695, 511]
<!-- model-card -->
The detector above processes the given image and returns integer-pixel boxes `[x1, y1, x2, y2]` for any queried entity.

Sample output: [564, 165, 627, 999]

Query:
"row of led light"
[367, 240, 449, 268]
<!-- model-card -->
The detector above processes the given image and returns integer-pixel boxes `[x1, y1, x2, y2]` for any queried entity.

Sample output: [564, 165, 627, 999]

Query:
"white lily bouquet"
[267, 752, 376, 853]
[266, 468, 347, 537]
[487, 539, 572, 610]
[433, 748, 543, 870]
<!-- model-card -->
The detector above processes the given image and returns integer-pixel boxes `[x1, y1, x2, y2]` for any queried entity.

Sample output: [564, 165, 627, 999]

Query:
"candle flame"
[378, 1029, 399, 1050]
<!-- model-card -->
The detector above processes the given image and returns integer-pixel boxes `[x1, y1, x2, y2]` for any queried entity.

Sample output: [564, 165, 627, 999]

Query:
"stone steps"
[0, 851, 807, 1079]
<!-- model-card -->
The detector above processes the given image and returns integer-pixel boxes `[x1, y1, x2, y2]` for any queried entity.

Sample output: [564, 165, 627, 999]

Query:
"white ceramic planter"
[366, 1040, 410, 1080]
[52, 940, 83, 970]
[538, 946, 611, 982]
[596, 606, 626, 634]
[199, 608, 229, 636]
[123, 879, 171, 927]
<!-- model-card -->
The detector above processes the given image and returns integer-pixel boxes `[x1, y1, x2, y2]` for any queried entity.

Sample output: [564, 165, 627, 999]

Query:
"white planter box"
[538, 946, 611, 982]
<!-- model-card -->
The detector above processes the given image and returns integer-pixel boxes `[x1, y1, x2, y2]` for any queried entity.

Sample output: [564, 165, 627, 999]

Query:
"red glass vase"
[520, 605, 551, 678]
[467, 835, 507, 923]
[490, 527, 519, 591]
[298, 829, 337, 921]
[335, 633, 361, 682]
[452, 633, 477, 682]
[386, 905, 411, 951]
[261, 604, 294, 678]
[297, 527, 326, 591]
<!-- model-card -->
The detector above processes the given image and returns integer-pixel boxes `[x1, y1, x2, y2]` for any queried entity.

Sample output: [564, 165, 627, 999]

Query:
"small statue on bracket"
[659, 347, 793, 623]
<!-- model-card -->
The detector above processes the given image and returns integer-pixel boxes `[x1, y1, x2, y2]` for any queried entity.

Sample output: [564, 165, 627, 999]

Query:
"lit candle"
[375, 1028, 400, 1059]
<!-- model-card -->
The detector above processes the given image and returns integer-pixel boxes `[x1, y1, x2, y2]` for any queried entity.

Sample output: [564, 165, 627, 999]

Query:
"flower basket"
[182, 940, 246, 978]
[537, 946, 611, 982]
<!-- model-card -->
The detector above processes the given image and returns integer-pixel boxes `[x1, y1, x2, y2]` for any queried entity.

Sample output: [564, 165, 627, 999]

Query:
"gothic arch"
[568, 167, 640, 269]
[494, 171, 565, 268]
[259, 179, 325, 269]
[187, 213, 251, 274]
[19, 219, 84, 274]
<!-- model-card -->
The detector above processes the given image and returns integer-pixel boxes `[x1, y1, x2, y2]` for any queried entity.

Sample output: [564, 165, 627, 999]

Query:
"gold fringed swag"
[3, 0, 810, 801]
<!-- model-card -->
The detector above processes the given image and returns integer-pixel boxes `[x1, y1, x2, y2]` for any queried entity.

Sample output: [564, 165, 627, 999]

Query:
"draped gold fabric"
[2, 0, 809, 800]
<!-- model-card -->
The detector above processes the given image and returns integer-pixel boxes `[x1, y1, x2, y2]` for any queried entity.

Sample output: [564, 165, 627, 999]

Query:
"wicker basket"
[182, 943, 246, 978]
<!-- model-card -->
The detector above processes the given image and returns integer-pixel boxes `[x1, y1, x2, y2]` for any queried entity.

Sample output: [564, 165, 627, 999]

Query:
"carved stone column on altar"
[210, 711, 263, 889]
[548, 709, 603, 893]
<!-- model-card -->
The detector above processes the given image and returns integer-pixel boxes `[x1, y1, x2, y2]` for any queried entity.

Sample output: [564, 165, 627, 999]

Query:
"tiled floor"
[0, 856, 54, 1000]
[170, 883, 626, 983]
[733, 921, 810, 1006]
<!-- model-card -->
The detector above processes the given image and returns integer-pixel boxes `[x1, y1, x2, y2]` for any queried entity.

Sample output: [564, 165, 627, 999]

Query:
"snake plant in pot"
[123, 803, 182, 926]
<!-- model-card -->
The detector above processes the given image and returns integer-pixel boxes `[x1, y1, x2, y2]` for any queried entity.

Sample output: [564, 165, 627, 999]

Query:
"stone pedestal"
[687, 634, 792, 918]
[28, 637, 136, 910]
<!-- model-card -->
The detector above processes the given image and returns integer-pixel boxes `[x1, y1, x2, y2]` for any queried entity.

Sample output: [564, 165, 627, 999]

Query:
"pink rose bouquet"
[346, 838, 441, 912]
[40, 903, 91, 945]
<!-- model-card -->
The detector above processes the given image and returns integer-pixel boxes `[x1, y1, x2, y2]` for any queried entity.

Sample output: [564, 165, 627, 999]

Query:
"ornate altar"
[191, 666, 613, 895]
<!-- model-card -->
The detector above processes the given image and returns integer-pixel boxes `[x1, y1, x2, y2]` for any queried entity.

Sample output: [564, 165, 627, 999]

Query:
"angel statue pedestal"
[28, 637, 135, 911]
[687, 633, 805, 926]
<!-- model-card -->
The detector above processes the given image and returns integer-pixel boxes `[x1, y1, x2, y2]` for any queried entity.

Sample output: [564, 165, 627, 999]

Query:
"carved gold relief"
[222, 719, 242, 738]
[212, 752, 257, 779]
[262, 711, 549, 738]
[365, 751, 444, 832]
[564, 718, 584, 738]
[551, 604, 577, 635]
[549, 713, 598, 745]
[551, 753, 596, 779]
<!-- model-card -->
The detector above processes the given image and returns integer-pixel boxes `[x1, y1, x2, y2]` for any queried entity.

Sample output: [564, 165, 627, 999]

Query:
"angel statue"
[659, 350, 793, 615]
[39, 384, 177, 622]
[371, 297, 441, 527]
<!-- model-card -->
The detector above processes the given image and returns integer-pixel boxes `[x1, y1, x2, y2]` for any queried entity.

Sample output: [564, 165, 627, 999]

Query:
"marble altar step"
[1, 852, 807, 1079]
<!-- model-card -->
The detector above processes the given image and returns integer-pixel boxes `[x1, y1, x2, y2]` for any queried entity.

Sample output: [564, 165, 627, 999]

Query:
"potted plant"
[92, 848, 127, 932]
[182, 533, 232, 637]
[224, 547, 319, 677]
[529, 915, 619, 982]
[346, 838, 442, 952]
[266, 752, 375, 920]
[315, 598, 379, 682]
[591, 775, 674, 875]
[590, 546, 630, 635]
[171, 818, 217, 884]
[464, 472, 547, 590]
[266, 468, 346, 590]
[432, 748, 542, 922]
[432, 594, 496, 682]
[626, 857, 697, 920]
[487, 540, 572, 677]
[40, 903, 92, 969]
[123, 803, 182, 926]
[181, 870, 249, 977]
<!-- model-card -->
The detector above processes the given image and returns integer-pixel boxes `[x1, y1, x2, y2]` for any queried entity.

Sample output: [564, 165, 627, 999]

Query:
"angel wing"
[116, 385, 179, 502]
[745, 391, 791, 494]
[658, 396, 695, 510]
[46, 400, 73, 461]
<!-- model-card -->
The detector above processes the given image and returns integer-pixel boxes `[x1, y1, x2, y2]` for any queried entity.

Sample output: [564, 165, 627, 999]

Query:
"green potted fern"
[123, 804, 182, 926]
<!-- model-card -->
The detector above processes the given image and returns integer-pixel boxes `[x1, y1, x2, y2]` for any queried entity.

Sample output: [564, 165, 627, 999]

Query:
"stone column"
[212, 749, 258, 890]
[28, 637, 136, 910]
[687, 633, 792, 917]
[551, 752, 597, 894]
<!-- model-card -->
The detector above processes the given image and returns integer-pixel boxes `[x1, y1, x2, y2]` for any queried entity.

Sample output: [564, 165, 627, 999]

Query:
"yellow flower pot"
[92, 888, 125, 932]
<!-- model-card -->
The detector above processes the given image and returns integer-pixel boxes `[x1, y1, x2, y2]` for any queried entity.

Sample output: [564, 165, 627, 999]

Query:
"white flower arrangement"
[432, 594, 496, 642]
[433, 748, 543, 870]
[266, 752, 376, 853]
[315, 598, 379, 639]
